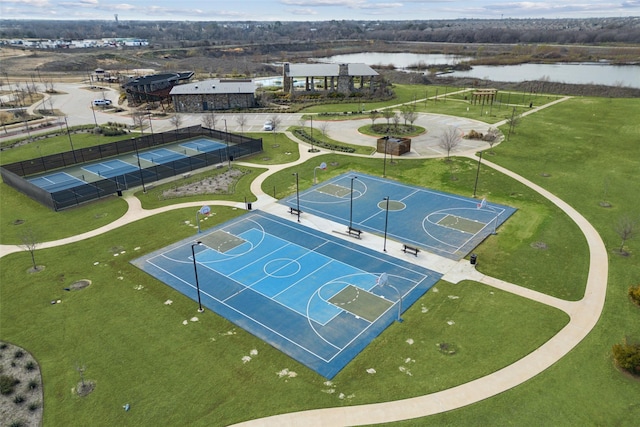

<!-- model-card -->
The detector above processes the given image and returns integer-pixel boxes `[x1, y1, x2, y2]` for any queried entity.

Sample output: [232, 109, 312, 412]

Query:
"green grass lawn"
[1, 94, 639, 426]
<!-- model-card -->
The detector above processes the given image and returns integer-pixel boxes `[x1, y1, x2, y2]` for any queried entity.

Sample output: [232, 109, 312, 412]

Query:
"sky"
[1, 0, 639, 21]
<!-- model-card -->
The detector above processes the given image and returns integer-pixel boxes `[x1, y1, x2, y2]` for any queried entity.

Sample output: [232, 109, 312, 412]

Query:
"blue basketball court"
[280, 173, 517, 260]
[132, 210, 441, 378]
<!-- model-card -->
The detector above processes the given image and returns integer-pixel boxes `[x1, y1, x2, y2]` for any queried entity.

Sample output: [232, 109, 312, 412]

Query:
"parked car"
[92, 99, 112, 106]
[263, 120, 274, 131]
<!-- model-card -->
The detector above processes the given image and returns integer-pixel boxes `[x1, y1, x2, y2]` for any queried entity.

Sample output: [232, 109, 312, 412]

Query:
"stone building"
[282, 63, 379, 96]
[122, 72, 194, 106]
[170, 79, 256, 112]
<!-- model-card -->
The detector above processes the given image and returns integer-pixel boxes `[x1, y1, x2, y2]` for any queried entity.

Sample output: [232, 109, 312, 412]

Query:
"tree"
[483, 127, 502, 153]
[439, 126, 461, 161]
[131, 111, 147, 133]
[391, 113, 400, 132]
[382, 109, 394, 127]
[269, 114, 282, 130]
[235, 113, 247, 134]
[169, 114, 183, 134]
[19, 227, 41, 272]
[201, 111, 217, 131]
[369, 110, 380, 127]
[401, 105, 418, 130]
[318, 121, 330, 138]
[614, 215, 636, 255]
[507, 108, 522, 140]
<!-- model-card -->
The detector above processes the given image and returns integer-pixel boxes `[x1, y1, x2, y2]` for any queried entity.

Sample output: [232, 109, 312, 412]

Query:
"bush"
[28, 401, 40, 412]
[612, 339, 640, 376]
[13, 350, 24, 359]
[292, 129, 355, 153]
[0, 374, 20, 395]
[28, 379, 39, 390]
[24, 361, 35, 372]
[629, 284, 640, 306]
[13, 394, 25, 404]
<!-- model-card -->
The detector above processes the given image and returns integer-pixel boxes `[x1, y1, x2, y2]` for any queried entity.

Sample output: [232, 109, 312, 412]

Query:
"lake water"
[316, 52, 640, 89]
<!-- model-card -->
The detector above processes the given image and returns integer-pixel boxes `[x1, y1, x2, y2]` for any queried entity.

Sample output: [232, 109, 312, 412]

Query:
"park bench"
[402, 244, 420, 256]
[347, 227, 362, 239]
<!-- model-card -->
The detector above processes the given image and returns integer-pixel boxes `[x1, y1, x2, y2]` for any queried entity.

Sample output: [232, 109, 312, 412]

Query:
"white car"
[92, 99, 112, 106]
[263, 120, 274, 131]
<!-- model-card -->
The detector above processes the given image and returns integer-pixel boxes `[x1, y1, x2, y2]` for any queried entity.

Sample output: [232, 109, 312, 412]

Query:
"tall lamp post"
[473, 150, 483, 198]
[293, 172, 300, 222]
[147, 108, 154, 143]
[382, 196, 390, 252]
[64, 117, 77, 163]
[191, 242, 205, 313]
[223, 118, 231, 170]
[349, 176, 358, 230]
[132, 137, 146, 193]
[383, 129, 389, 177]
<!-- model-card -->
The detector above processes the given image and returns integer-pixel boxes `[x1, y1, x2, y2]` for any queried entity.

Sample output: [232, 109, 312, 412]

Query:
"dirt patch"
[162, 168, 245, 199]
[66, 279, 92, 291]
[531, 241, 548, 250]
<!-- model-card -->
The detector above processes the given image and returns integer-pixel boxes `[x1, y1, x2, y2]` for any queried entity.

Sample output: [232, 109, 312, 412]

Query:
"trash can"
[247, 203, 252, 211]
[117, 190, 123, 197]
[470, 254, 477, 265]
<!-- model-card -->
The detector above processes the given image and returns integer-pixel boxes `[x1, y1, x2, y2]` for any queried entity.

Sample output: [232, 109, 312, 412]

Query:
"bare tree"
[401, 105, 418, 130]
[614, 215, 636, 255]
[19, 227, 41, 272]
[382, 109, 394, 126]
[169, 114, 183, 134]
[235, 113, 247, 134]
[391, 113, 400, 132]
[298, 117, 307, 129]
[201, 111, 217, 130]
[369, 110, 380, 127]
[439, 126, 462, 161]
[318, 120, 330, 138]
[132, 111, 147, 133]
[483, 127, 502, 153]
[269, 114, 282, 130]
[507, 108, 522, 140]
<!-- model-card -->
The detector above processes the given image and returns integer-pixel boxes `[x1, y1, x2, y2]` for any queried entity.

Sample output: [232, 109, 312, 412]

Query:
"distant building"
[122, 72, 194, 106]
[282, 63, 379, 97]
[170, 79, 256, 112]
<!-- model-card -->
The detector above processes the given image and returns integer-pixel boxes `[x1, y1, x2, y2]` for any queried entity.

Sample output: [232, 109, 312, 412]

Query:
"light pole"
[349, 176, 358, 230]
[473, 150, 483, 198]
[383, 196, 390, 252]
[132, 137, 146, 193]
[293, 172, 300, 222]
[223, 118, 231, 170]
[383, 130, 389, 178]
[147, 108, 154, 143]
[191, 242, 205, 313]
[64, 117, 77, 163]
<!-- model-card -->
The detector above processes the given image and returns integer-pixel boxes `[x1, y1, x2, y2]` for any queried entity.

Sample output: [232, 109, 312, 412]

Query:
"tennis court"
[180, 138, 227, 153]
[132, 210, 440, 378]
[137, 148, 188, 164]
[280, 173, 517, 260]
[28, 172, 86, 192]
[82, 159, 140, 178]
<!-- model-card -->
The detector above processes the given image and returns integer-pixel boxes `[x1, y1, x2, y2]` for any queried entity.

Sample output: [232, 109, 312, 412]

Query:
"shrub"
[28, 379, 39, 390]
[28, 401, 40, 412]
[0, 374, 20, 395]
[612, 339, 640, 376]
[629, 284, 640, 306]
[13, 394, 25, 404]
[24, 361, 36, 372]
[10, 421, 25, 427]
[14, 350, 24, 359]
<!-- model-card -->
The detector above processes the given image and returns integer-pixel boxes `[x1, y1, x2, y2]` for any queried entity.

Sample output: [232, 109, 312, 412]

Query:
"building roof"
[123, 72, 194, 88]
[169, 79, 256, 96]
[286, 63, 378, 77]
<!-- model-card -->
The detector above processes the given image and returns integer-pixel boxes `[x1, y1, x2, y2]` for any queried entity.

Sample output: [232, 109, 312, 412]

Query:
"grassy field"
[1, 94, 639, 426]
